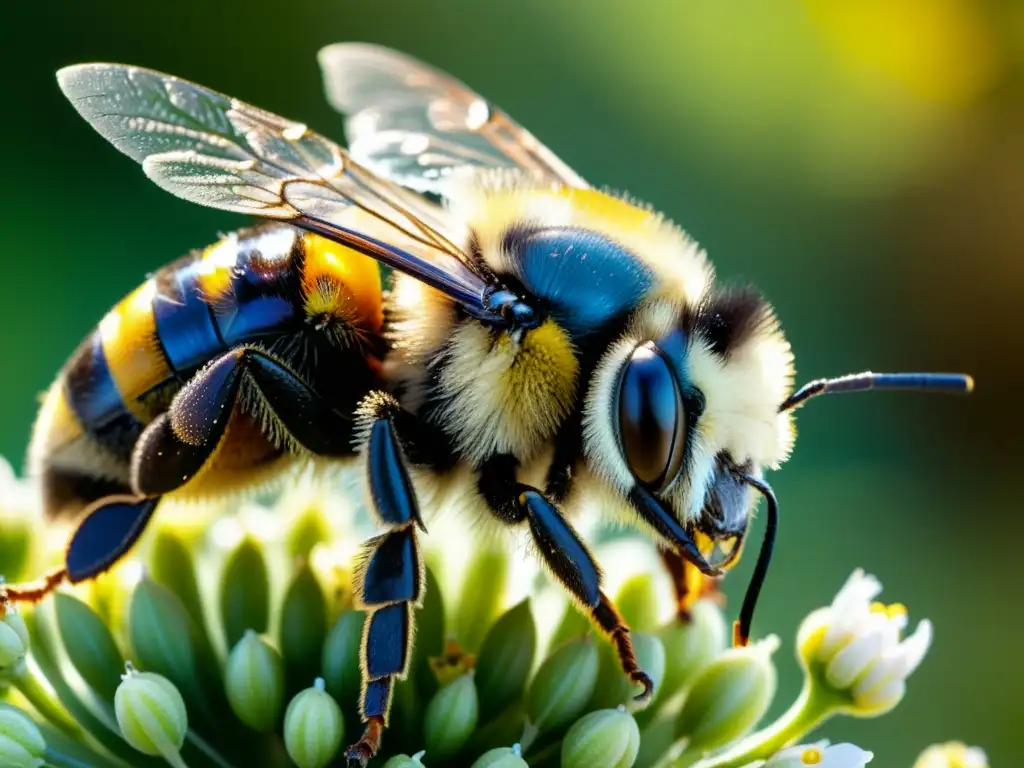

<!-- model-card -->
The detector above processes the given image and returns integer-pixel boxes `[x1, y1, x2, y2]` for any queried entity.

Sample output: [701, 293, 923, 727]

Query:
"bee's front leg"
[478, 457, 654, 703]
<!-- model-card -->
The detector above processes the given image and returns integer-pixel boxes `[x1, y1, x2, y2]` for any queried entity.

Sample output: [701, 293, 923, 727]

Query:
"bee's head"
[586, 286, 793, 530]
[585, 284, 971, 646]
[583, 286, 794, 643]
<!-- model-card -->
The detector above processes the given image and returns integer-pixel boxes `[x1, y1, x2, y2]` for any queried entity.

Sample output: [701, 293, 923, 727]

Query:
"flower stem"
[11, 662, 82, 738]
[184, 730, 233, 768]
[689, 680, 842, 768]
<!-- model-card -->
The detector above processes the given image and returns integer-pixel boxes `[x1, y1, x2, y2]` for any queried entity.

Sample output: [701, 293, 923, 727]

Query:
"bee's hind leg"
[478, 457, 654, 703]
[2, 495, 160, 605]
[3, 349, 245, 604]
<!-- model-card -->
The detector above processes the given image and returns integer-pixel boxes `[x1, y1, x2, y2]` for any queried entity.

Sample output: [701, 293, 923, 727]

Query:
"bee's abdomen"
[156, 225, 307, 372]
[62, 329, 147, 460]
[38, 224, 383, 517]
[62, 276, 173, 459]
[57, 225, 307, 460]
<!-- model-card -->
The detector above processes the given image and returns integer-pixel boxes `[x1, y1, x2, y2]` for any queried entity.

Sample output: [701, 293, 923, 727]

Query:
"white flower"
[763, 740, 873, 767]
[797, 569, 932, 715]
[913, 742, 988, 768]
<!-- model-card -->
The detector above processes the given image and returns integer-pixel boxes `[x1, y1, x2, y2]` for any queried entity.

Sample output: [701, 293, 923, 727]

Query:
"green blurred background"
[0, 1, 1020, 763]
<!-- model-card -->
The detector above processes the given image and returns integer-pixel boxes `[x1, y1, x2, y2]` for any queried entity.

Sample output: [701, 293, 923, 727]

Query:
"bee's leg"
[2, 490, 161, 604]
[3, 406, 190, 601]
[3, 346, 353, 606]
[136, 347, 353, 489]
[63, 496, 160, 584]
[478, 460, 653, 702]
[517, 488, 654, 701]
[2, 399, 201, 602]
[346, 393, 427, 766]
[16, 348, 252, 599]
[209, 347, 353, 457]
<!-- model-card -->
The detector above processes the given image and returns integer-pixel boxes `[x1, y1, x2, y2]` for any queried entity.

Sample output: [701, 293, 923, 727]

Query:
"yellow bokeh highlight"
[807, 0, 1001, 106]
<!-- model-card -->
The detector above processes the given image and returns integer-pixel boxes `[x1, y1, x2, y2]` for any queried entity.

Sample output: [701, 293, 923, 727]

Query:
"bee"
[8, 44, 972, 764]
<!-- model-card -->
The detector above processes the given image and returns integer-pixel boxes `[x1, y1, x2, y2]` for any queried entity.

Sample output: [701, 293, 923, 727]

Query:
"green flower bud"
[54, 593, 123, 702]
[225, 631, 284, 731]
[471, 744, 528, 768]
[0, 707, 45, 767]
[285, 498, 334, 560]
[475, 600, 537, 720]
[114, 666, 188, 760]
[590, 632, 666, 711]
[548, 603, 591, 649]
[636, 714, 678, 768]
[149, 527, 204, 629]
[676, 636, 778, 752]
[128, 579, 201, 707]
[320, 609, 364, 713]
[454, 546, 509, 652]
[0, 608, 30, 668]
[283, 678, 344, 768]
[562, 708, 640, 768]
[423, 671, 479, 759]
[280, 563, 328, 695]
[219, 537, 271, 649]
[658, 600, 727, 699]
[526, 637, 599, 734]
[616, 574, 660, 633]
[383, 752, 427, 767]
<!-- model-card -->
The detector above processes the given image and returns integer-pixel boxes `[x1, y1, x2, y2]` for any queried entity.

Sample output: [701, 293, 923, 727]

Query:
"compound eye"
[616, 341, 686, 491]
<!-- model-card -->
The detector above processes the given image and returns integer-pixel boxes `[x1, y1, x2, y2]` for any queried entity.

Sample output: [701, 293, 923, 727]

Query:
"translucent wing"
[317, 43, 588, 194]
[56, 63, 496, 314]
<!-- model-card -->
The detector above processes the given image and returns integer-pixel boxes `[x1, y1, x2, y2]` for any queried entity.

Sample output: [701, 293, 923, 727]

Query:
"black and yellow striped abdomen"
[30, 224, 385, 518]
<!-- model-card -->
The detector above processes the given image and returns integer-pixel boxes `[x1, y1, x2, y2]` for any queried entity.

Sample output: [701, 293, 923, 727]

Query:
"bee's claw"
[344, 746, 371, 767]
[631, 670, 655, 703]
[345, 716, 384, 766]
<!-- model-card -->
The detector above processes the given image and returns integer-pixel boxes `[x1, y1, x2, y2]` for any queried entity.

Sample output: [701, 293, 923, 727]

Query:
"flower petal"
[825, 629, 885, 690]
[901, 619, 933, 676]
[853, 678, 905, 712]
[821, 742, 874, 767]
[851, 655, 899, 701]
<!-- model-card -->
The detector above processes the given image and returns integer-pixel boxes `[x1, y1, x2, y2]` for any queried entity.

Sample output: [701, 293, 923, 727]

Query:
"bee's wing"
[318, 43, 588, 194]
[57, 63, 497, 315]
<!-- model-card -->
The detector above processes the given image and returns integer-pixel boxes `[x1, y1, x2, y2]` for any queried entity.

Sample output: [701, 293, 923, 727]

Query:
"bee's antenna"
[733, 473, 778, 648]
[779, 371, 974, 413]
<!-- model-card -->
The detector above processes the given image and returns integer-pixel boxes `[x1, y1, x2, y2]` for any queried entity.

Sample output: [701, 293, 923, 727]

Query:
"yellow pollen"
[801, 747, 824, 764]
[886, 602, 908, 619]
[871, 601, 908, 619]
